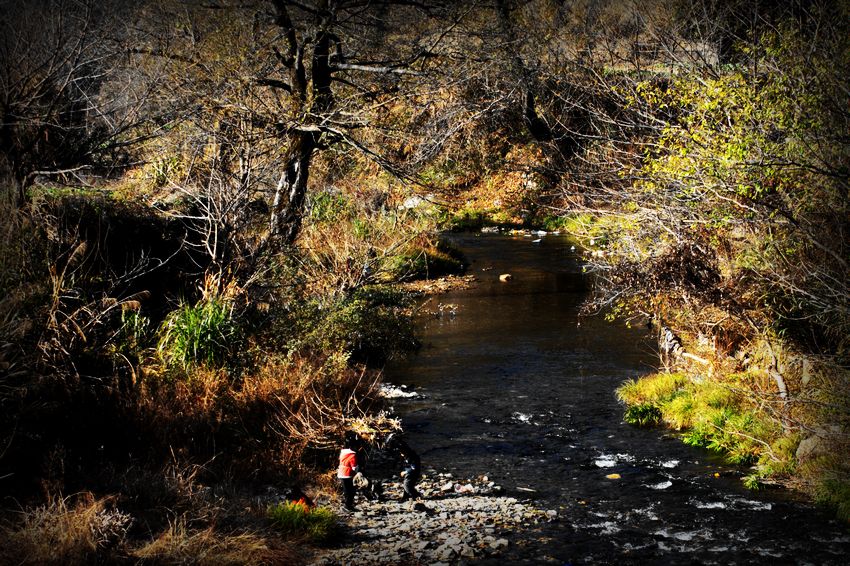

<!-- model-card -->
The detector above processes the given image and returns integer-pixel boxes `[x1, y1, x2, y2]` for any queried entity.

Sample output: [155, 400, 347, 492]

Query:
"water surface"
[384, 233, 849, 565]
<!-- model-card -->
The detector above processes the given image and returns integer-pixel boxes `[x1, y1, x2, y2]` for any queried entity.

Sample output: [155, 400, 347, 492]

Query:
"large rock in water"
[499, 273, 513, 282]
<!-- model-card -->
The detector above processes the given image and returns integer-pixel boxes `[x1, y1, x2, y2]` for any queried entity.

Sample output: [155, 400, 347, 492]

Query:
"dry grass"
[299, 204, 436, 301]
[0, 493, 130, 565]
[131, 516, 293, 565]
[133, 352, 389, 479]
[0, 491, 298, 565]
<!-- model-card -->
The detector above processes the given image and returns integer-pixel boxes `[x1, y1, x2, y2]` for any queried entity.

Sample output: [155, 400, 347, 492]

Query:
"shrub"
[383, 239, 465, 281]
[444, 209, 490, 231]
[759, 435, 800, 477]
[267, 500, 340, 544]
[297, 286, 418, 364]
[815, 479, 850, 523]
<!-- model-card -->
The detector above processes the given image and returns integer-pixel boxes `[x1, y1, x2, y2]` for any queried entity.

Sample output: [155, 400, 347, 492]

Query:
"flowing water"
[383, 233, 850, 565]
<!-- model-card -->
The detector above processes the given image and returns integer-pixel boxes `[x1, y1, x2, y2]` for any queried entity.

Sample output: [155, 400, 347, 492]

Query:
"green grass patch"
[157, 297, 241, 370]
[623, 403, 662, 426]
[619, 371, 789, 484]
[617, 373, 688, 405]
[309, 191, 353, 223]
[268, 500, 340, 544]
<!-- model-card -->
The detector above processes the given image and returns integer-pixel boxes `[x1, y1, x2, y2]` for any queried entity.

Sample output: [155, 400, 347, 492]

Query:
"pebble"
[311, 475, 546, 565]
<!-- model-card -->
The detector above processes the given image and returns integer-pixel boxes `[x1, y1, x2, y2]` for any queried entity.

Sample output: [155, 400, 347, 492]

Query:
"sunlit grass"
[618, 371, 787, 481]
[267, 500, 340, 544]
[157, 296, 239, 370]
[616, 372, 688, 406]
[132, 517, 280, 565]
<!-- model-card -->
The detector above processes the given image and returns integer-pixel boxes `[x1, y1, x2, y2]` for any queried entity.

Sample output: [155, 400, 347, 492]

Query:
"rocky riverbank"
[310, 473, 558, 565]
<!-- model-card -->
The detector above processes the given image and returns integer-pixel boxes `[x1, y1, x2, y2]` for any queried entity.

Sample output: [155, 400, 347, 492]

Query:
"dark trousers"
[340, 477, 355, 509]
[402, 470, 421, 500]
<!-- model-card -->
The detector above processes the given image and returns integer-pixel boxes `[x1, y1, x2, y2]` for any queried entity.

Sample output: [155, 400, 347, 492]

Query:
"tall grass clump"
[157, 295, 240, 370]
[267, 499, 340, 544]
[623, 404, 662, 426]
[132, 516, 283, 565]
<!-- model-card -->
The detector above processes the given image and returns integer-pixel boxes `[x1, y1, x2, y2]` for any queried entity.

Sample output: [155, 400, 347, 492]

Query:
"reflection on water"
[384, 233, 850, 565]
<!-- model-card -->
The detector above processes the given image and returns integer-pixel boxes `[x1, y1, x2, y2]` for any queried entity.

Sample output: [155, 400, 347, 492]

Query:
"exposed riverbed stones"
[311, 473, 556, 565]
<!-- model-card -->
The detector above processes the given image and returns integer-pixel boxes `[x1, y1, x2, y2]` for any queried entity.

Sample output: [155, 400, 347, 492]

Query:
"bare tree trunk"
[264, 0, 333, 247]
[495, 0, 582, 159]
[495, 0, 552, 143]
[269, 132, 316, 246]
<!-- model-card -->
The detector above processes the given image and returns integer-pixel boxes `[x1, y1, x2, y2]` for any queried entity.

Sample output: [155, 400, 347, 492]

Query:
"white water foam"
[512, 412, 533, 424]
[646, 480, 673, 490]
[379, 384, 419, 398]
[694, 501, 727, 509]
[634, 506, 660, 521]
[653, 528, 711, 542]
[733, 498, 773, 511]
[594, 453, 634, 468]
[812, 535, 850, 544]
[620, 542, 653, 551]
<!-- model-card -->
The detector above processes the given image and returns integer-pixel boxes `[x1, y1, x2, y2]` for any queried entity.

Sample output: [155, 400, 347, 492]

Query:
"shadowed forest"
[0, 0, 847, 563]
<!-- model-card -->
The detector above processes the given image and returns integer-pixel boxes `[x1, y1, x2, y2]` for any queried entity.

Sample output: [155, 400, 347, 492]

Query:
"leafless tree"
[0, 0, 165, 204]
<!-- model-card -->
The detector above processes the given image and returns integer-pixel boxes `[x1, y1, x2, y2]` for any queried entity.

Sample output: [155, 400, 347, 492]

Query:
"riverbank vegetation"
[1, 0, 848, 561]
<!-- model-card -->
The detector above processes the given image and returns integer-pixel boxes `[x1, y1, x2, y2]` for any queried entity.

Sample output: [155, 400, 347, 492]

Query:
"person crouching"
[386, 433, 422, 501]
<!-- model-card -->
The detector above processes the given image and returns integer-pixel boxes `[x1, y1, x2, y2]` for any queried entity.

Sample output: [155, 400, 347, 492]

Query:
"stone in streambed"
[436, 544, 457, 561]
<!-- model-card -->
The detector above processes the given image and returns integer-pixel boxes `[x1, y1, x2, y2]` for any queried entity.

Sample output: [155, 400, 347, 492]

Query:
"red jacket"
[338, 449, 358, 478]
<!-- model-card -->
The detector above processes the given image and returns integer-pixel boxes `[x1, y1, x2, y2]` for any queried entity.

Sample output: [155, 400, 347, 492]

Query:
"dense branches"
[0, 0, 165, 202]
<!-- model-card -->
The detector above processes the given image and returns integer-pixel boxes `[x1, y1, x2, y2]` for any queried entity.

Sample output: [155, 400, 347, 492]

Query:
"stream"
[382, 232, 850, 565]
